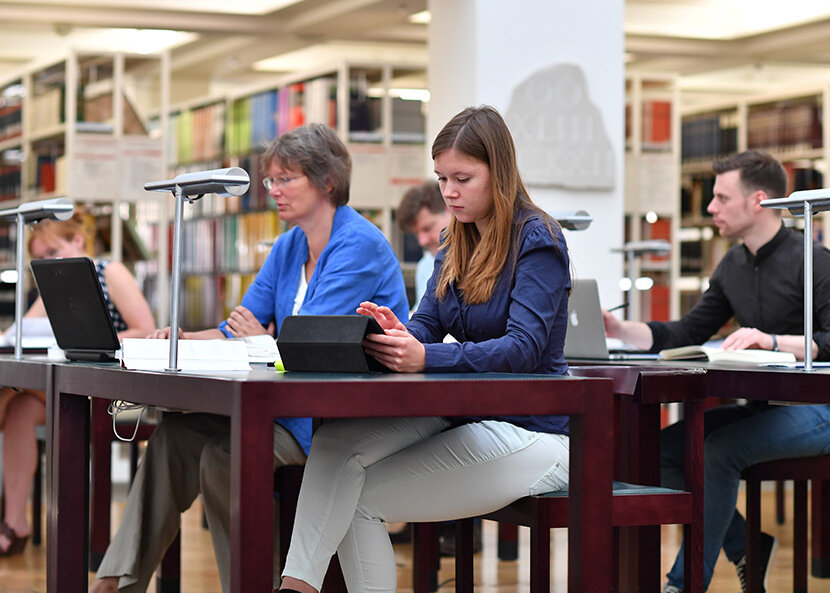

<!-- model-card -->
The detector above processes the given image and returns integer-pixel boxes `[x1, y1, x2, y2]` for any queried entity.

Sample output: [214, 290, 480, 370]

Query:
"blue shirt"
[413, 251, 435, 312]
[406, 210, 571, 435]
[218, 205, 409, 452]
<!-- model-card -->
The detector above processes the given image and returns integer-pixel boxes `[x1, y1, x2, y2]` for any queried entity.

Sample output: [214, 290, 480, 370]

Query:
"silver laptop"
[564, 279, 658, 361]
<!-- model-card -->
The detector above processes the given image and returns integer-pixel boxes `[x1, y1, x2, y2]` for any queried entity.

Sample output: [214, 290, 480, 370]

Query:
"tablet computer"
[277, 315, 389, 372]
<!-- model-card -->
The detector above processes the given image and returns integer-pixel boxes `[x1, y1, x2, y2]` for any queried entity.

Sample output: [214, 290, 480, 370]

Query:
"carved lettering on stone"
[506, 64, 615, 190]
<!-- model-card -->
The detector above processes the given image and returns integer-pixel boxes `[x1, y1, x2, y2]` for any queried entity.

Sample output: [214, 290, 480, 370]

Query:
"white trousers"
[282, 417, 569, 593]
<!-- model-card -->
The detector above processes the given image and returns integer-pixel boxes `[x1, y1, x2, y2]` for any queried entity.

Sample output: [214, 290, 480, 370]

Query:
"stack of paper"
[241, 334, 281, 365]
[121, 338, 251, 371]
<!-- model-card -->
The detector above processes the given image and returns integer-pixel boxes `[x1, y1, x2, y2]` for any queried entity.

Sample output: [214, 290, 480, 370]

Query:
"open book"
[659, 345, 796, 364]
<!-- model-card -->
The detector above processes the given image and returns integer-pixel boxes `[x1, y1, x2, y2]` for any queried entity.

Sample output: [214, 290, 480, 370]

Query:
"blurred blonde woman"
[0, 211, 154, 556]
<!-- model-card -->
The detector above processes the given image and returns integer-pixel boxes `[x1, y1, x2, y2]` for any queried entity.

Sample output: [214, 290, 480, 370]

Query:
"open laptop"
[564, 279, 659, 361]
[30, 257, 121, 362]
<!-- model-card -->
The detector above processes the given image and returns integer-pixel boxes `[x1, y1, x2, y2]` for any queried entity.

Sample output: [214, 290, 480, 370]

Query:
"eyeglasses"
[262, 175, 302, 191]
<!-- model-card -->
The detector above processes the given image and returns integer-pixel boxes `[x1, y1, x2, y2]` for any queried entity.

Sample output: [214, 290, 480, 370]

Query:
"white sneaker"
[662, 584, 682, 593]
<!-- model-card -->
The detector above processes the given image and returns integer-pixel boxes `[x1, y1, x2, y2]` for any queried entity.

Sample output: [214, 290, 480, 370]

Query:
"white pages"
[1, 317, 57, 347]
[659, 345, 796, 364]
[242, 334, 281, 365]
[121, 338, 251, 371]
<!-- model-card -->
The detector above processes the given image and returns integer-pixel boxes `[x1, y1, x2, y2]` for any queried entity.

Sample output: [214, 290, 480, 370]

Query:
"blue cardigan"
[406, 211, 571, 435]
[218, 205, 409, 452]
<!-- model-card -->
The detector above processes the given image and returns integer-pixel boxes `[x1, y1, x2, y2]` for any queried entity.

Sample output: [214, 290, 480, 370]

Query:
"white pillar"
[427, 0, 625, 306]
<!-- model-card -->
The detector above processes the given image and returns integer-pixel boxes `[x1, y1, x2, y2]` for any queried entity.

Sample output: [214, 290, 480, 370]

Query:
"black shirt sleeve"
[646, 260, 735, 353]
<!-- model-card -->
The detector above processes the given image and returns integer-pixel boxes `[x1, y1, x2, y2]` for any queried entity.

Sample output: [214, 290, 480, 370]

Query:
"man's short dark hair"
[712, 149, 788, 199]
[396, 181, 445, 231]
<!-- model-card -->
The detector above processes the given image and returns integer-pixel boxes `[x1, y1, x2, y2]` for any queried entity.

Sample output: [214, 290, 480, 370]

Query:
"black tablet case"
[29, 257, 120, 361]
[278, 315, 389, 372]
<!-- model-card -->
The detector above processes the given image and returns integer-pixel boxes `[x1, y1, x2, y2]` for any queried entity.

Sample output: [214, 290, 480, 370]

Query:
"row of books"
[34, 154, 57, 193]
[178, 273, 258, 329]
[681, 114, 738, 162]
[29, 86, 65, 133]
[626, 100, 672, 150]
[225, 80, 336, 157]
[134, 265, 256, 331]
[0, 165, 21, 201]
[168, 72, 425, 170]
[683, 99, 823, 164]
[785, 164, 824, 193]
[178, 210, 282, 274]
[0, 104, 21, 141]
[169, 102, 226, 165]
[746, 100, 822, 153]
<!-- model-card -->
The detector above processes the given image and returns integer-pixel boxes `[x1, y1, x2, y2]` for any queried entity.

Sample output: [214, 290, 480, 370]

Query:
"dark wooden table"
[44, 361, 617, 593]
[573, 359, 830, 587]
[570, 364, 706, 593]
[701, 363, 830, 581]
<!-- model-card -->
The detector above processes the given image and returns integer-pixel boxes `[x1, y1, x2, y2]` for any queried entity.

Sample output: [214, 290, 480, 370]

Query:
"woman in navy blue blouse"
[279, 106, 572, 593]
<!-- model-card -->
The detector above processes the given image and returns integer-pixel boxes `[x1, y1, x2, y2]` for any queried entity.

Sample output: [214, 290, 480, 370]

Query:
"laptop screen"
[564, 279, 612, 359]
[564, 279, 658, 361]
[30, 257, 120, 361]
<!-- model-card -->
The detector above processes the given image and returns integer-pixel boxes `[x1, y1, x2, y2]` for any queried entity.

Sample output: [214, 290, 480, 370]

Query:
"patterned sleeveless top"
[95, 260, 128, 333]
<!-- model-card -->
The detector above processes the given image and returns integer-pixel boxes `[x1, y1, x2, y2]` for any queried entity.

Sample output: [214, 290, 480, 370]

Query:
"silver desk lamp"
[613, 240, 672, 280]
[144, 168, 250, 371]
[0, 198, 74, 360]
[611, 240, 671, 320]
[761, 189, 830, 371]
[551, 210, 593, 231]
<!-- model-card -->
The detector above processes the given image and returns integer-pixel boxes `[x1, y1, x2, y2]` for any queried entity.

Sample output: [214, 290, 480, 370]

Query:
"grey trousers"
[95, 412, 307, 593]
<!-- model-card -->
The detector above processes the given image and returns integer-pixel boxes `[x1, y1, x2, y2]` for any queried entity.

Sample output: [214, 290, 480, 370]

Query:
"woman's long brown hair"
[432, 106, 559, 304]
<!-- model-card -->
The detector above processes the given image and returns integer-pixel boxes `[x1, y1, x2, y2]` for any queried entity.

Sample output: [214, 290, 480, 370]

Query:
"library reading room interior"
[3, 1, 830, 593]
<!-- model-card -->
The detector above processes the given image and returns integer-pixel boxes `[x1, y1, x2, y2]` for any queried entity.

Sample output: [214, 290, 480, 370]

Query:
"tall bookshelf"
[624, 74, 681, 322]
[140, 61, 428, 328]
[0, 77, 24, 324]
[679, 84, 830, 315]
[0, 51, 169, 326]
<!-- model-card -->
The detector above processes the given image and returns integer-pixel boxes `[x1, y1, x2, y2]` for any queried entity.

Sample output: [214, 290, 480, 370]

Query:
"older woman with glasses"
[90, 123, 408, 593]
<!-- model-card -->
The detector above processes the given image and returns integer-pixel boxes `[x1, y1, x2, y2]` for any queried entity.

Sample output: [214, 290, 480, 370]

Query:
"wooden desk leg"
[455, 518, 474, 592]
[812, 480, 830, 578]
[47, 382, 90, 593]
[413, 522, 439, 593]
[497, 523, 519, 560]
[156, 530, 182, 593]
[568, 382, 613, 593]
[683, 399, 704, 593]
[794, 481, 808, 593]
[616, 398, 662, 593]
[230, 392, 276, 593]
[89, 397, 112, 571]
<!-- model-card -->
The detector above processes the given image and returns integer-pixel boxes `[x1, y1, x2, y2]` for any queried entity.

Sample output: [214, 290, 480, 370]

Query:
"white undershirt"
[293, 262, 309, 315]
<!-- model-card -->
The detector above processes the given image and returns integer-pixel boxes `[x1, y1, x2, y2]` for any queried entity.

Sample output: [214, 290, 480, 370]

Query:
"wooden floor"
[0, 489, 829, 592]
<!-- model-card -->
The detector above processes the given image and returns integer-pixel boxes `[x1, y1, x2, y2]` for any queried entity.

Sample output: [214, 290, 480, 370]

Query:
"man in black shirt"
[604, 149, 830, 593]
